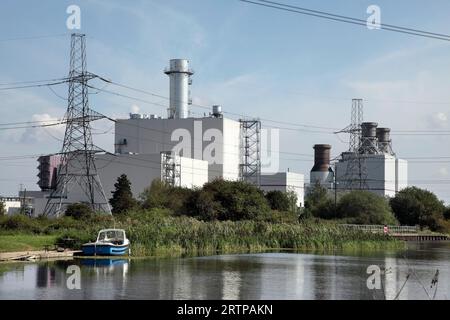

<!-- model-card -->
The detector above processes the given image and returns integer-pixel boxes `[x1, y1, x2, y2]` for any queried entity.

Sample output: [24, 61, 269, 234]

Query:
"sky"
[0, 0, 449, 204]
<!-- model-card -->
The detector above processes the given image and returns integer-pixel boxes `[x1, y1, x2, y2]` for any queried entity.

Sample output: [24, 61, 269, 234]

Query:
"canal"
[1, 242, 449, 300]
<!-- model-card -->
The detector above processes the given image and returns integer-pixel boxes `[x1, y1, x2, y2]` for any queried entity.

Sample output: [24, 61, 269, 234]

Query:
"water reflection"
[0, 242, 449, 300]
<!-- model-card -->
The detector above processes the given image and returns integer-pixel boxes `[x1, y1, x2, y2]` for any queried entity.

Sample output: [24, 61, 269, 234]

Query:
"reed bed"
[0, 210, 403, 256]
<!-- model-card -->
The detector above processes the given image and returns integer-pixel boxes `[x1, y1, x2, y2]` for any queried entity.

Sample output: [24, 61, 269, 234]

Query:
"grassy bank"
[0, 234, 57, 252]
[0, 210, 404, 256]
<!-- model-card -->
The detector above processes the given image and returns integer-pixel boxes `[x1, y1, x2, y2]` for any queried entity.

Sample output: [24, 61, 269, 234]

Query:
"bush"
[265, 190, 290, 211]
[444, 206, 450, 220]
[65, 203, 94, 220]
[390, 187, 446, 231]
[304, 183, 336, 219]
[185, 190, 220, 221]
[0, 202, 5, 216]
[140, 179, 193, 214]
[0, 214, 46, 233]
[337, 191, 397, 225]
[201, 179, 271, 221]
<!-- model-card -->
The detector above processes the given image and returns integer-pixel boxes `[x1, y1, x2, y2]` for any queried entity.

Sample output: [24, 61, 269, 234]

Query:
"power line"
[239, 0, 450, 41]
[95, 76, 450, 134]
[93, 77, 340, 131]
[0, 77, 69, 86]
[0, 79, 69, 91]
[0, 33, 69, 43]
[0, 119, 62, 126]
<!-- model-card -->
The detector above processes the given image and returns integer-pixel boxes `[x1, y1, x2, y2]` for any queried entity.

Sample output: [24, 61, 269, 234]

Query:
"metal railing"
[340, 224, 419, 234]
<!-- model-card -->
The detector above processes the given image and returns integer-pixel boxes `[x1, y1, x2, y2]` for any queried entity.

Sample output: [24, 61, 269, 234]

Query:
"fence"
[339, 224, 419, 234]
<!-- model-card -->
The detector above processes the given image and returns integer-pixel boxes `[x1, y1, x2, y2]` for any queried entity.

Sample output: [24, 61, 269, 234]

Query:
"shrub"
[0, 214, 46, 233]
[65, 203, 94, 220]
[265, 190, 290, 211]
[140, 179, 193, 214]
[185, 190, 220, 221]
[390, 187, 445, 231]
[0, 202, 5, 216]
[337, 191, 397, 225]
[304, 183, 336, 219]
[201, 179, 271, 221]
[444, 206, 450, 220]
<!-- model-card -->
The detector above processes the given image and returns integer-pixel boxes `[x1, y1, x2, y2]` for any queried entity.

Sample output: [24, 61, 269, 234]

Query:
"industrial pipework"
[164, 59, 194, 119]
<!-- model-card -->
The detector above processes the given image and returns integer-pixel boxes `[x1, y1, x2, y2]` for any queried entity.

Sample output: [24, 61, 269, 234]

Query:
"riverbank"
[0, 210, 404, 258]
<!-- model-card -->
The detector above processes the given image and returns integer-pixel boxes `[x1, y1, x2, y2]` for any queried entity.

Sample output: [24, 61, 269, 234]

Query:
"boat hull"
[82, 243, 129, 256]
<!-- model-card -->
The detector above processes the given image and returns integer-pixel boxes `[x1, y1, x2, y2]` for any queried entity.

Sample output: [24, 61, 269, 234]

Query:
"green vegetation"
[337, 191, 398, 225]
[0, 234, 57, 252]
[390, 187, 447, 231]
[304, 184, 397, 225]
[444, 206, 450, 220]
[303, 183, 335, 220]
[14, 179, 450, 258]
[110, 174, 138, 215]
[265, 190, 291, 211]
[0, 202, 5, 216]
[0, 211, 401, 256]
[65, 203, 94, 220]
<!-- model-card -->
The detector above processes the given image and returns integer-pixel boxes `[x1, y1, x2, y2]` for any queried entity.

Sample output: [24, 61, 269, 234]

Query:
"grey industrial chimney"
[164, 59, 194, 119]
[310, 144, 332, 185]
[377, 127, 393, 154]
[360, 122, 379, 154]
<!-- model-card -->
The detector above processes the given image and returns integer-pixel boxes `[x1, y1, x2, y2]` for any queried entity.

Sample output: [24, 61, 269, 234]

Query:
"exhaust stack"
[310, 144, 332, 186]
[165, 59, 194, 119]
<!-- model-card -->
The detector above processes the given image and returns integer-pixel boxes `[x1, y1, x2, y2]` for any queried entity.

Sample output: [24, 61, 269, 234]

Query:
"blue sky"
[1, 0, 450, 203]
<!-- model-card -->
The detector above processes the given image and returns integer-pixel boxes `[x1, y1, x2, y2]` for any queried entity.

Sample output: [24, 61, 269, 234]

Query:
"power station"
[20, 46, 304, 215]
[309, 101, 408, 198]
[5, 37, 407, 217]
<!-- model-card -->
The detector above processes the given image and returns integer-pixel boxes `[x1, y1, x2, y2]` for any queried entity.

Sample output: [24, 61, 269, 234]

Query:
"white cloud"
[20, 114, 65, 144]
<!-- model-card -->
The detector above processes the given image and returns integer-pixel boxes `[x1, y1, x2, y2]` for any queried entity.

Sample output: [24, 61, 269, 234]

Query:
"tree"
[303, 182, 335, 219]
[390, 187, 446, 231]
[265, 190, 290, 211]
[0, 201, 5, 216]
[444, 206, 450, 220]
[337, 191, 397, 225]
[65, 203, 93, 220]
[140, 179, 172, 209]
[200, 179, 271, 221]
[140, 179, 193, 215]
[109, 174, 137, 215]
[185, 190, 220, 221]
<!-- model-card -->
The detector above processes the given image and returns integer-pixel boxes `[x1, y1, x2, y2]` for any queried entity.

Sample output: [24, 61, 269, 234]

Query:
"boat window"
[98, 230, 124, 241]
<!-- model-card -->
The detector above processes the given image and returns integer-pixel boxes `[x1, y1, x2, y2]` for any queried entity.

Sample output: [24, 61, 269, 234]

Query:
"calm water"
[1, 242, 450, 300]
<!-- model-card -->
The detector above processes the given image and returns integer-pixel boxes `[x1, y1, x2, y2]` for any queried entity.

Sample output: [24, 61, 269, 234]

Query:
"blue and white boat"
[82, 229, 130, 256]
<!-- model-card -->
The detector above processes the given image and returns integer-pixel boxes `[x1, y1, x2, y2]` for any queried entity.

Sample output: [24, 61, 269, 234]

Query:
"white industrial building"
[260, 172, 305, 207]
[310, 122, 408, 198]
[114, 116, 241, 182]
[30, 153, 209, 216]
[25, 58, 305, 216]
[0, 197, 23, 215]
[335, 153, 407, 197]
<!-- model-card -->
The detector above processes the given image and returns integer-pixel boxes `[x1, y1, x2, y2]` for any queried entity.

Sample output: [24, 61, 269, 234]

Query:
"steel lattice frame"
[342, 99, 369, 190]
[239, 119, 261, 186]
[161, 151, 181, 187]
[44, 34, 110, 217]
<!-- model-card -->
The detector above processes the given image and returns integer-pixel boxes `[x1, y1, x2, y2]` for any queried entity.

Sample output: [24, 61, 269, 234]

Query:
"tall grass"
[0, 210, 403, 256]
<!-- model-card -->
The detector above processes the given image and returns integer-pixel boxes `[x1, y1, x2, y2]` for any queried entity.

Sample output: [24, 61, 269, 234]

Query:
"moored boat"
[82, 229, 130, 256]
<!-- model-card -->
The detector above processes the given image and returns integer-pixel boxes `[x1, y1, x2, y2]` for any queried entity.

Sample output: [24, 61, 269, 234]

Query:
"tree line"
[63, 174, 450, 232]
